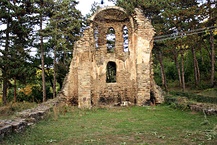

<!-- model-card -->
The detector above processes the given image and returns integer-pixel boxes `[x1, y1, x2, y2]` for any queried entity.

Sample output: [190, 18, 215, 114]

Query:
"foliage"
[19, 85, 32, 96]
[31, 85, 53, 103]
[164, 95, 193, 110]
[43, 0, 82, 88]
[0, 0, 82, 104]
[6, 85, 51, 103]
[114, 0, 217, 90]
[1, 106, 217, 144]
[169, 91, 217, 104]
[0, 0, 37, 104]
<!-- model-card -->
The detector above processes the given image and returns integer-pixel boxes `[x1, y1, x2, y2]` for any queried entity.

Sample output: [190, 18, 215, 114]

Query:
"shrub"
[164, 95, 191, 110]
[7, 85, 53, 103]
[31, 85, 53, 103]
[170, 91, 217, 104]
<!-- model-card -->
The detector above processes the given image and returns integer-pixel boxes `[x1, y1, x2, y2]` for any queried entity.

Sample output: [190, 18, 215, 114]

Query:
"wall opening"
[94, 26, 99, 49]
[106, 27, 115, 53]
[106, 61, 116, 83]
[123, 25, 129, 52]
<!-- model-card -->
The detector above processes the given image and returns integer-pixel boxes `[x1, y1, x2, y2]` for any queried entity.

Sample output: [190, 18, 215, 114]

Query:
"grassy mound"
[0, 102, 37, 120]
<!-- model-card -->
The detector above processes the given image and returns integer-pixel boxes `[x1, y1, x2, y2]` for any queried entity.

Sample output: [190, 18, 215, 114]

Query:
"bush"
[31, 85, 53, 103]
[164, 95, 191, 110]
[170, 91, 217, 104]
[7, 85, 53, 103]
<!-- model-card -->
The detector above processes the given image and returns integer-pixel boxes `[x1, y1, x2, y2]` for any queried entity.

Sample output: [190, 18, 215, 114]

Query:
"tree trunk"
[158, 49, 168, 91]
[14, 78, 17, 102]
[180, 49, 185, 92]
[196, 56, 200, 83]
[172, 49, 182, 87]
[192, 47, 200, 87]
[53, 46, 57, 98]
[2, 74, 8, 105]
[53, 22, 57, 98]
[40, 12, 46, 102]
[210, 30, 215, 87]
[199, 36, 205, 66]
[2, 16, 10, 105]
[207, 0, 215, 87]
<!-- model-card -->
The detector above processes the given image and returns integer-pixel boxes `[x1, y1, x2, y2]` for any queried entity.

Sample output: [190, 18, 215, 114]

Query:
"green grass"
[1, 105, 217, 145]
[169, 91, 217, 104]
[198, 88, 217, 98]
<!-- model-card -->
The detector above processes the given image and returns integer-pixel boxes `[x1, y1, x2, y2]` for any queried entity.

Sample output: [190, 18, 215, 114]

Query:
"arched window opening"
[106, 61, 116, 83]
[106, 27, 115, 53]
[94, 26, 99, 49]
[123, 25, 129, 52]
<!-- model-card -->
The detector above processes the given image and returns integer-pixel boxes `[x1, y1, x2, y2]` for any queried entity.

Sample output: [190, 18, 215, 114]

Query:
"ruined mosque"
[62, 6, 164, 108]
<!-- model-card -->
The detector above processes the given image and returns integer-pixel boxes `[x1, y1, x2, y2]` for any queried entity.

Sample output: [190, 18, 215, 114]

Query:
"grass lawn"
[1, 105, 217, 145]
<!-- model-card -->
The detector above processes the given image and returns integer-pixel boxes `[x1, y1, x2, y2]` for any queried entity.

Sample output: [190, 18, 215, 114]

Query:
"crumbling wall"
[89, 8, 138, 106]
[63, 28, 93, 108]
[62, 6, 164, 108]
[0, 96, 63, 141]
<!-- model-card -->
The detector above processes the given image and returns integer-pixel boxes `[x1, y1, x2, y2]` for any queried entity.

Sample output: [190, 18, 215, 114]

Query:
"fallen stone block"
[0, 124, 12, 140]
[204, 108, 217, 115]
[10, 119, 27, 133]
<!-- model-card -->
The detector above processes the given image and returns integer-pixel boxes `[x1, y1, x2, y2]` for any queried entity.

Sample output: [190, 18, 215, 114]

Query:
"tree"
[153, 43, 168, 91]
[0, 0, 35, 104]
[205, 0, 217, 87]
[114, 0, 210, 90]
[44, 0, 82, 94]
[31, 0, 55, 102]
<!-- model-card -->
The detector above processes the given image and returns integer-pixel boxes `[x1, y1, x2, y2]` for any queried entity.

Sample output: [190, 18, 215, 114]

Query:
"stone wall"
[0, 96, 63, 141]
[62, 6, 164, 108]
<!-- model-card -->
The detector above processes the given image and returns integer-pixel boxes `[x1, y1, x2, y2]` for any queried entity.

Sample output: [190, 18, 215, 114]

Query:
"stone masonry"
[62, 6, 164, 108]
[0, 96, 63, 141]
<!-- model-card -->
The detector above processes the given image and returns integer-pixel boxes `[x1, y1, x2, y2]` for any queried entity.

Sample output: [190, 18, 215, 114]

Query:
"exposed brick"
[62, 6, 164, 108]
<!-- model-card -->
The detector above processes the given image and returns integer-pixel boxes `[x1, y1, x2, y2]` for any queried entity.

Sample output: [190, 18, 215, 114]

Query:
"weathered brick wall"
[62, 6, 163, 108]
[133, 8, 155, 105]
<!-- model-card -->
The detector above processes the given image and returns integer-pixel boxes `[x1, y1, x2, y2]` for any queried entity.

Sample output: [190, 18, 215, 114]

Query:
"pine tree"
[0, 0, 35, 104]
[202, 0, 217, 87]
[30, 0, 55, 102]
[44, 0, 82, 92]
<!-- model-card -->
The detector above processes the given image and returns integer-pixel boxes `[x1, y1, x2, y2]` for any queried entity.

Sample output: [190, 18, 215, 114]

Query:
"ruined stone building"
[62, 6, 164, 108]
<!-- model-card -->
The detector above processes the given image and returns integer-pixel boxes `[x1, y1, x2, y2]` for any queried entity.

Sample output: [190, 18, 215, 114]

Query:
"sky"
[76, 0, 114, 16]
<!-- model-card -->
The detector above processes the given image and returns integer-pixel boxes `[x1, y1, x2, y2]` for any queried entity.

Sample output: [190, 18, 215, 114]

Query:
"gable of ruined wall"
[88, 7, 138, 106]
[62, 6, 163, 107]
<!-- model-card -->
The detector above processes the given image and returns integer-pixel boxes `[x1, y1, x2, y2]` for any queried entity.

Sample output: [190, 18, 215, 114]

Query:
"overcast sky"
[76, 0, 114, 16]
